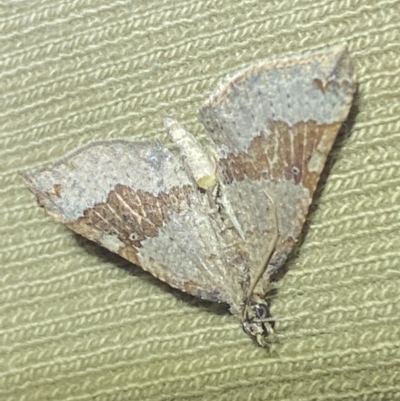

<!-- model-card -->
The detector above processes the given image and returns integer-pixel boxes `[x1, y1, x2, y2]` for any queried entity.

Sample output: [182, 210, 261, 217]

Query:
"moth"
[21, 44, 356, 346]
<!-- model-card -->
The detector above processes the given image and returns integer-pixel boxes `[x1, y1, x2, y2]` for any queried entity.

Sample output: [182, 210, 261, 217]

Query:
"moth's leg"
[246, 191, 279, 300]
[205, 181, 221, 212]
[241, 192, 279, 343]
[214, 185, 246, 240]
[241, 195, 279, 345]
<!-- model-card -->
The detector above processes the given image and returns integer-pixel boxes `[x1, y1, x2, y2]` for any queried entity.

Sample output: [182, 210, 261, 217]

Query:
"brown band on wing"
[67, 184, 194, 265]
[218, 120, 341, 193]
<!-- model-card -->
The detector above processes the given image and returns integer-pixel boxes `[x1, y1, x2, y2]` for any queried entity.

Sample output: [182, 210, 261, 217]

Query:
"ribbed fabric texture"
[1, 1, 400, 400]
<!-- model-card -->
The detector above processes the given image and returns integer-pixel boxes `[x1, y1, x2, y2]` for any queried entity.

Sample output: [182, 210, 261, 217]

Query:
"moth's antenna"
[246, 191, 279, 300]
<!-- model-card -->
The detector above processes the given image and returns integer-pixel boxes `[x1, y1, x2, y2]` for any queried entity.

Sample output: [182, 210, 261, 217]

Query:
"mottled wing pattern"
[199, 45, 356, 296]
[21, 141, 242, 306]
[22, 45, 357, 333]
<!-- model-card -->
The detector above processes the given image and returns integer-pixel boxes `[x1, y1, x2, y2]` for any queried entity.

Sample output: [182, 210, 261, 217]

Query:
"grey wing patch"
[20, 140, 239, 306]
[22, 141, 192, 222]
[138, 205, 244, 309]
[200, 44, 355, 152]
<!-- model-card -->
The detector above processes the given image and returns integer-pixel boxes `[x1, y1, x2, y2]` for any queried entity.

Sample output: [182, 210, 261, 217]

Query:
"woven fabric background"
[1, 1, 400, 400]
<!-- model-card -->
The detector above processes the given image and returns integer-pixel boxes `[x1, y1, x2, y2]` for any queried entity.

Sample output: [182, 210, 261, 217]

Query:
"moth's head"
[242, 302, 275, 346]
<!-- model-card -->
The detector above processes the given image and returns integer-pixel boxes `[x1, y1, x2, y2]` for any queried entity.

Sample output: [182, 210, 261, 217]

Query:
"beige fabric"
[1, 1, 400, 400]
